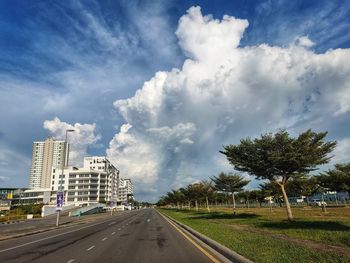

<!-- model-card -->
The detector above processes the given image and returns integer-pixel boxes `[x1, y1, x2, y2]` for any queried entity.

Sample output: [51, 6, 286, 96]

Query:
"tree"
[248, 189, 267, 207]
[200, 181, 214, 212]
[179, 187, 192, 209]
[286, 176, 319, 205]
[211, 172, 250, 213]
[318, 162, 350, 194]
[220, 129, 336, 220]
[186, 183, 204, 211]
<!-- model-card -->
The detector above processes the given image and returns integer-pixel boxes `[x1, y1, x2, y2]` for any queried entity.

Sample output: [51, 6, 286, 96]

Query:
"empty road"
[0, 209, 215, 263]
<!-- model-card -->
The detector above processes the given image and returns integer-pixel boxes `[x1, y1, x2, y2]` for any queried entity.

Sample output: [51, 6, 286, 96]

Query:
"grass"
[159, 206, 350, 263]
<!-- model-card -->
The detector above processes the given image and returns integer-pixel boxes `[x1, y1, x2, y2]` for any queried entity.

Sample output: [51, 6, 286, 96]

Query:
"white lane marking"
[0, 214, 133, 253]
[111, 232, 116, 235]
[102, 237, 107, 241]
[87, 245, 95, 251]
[147, 219, 151, 222]
[118, 228, 121, 230]
[66, 259, 75, 263]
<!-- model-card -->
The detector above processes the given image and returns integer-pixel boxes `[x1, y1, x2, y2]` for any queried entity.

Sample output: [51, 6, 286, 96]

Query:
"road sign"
[56, 191, 63, 211]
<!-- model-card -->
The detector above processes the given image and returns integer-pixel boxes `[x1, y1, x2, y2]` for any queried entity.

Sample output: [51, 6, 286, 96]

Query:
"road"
[0, 209, 215, 263]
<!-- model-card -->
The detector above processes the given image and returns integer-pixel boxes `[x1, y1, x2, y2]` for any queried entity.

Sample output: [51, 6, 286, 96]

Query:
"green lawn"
[159, 207, 350, 263]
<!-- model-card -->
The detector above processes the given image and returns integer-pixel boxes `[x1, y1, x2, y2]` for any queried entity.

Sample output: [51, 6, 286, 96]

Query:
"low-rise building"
[51, 156, 119, 206]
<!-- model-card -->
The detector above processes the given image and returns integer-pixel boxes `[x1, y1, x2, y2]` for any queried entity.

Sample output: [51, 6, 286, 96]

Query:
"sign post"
[56, 191, 64, 226]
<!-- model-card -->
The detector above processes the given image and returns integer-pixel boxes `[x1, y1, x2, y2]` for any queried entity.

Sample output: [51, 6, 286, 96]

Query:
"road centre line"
[87, 245, 95, 251]
[0, 212, 137, 253]
[66, 259, 75, 263]
[111, 232, 116, 235]
[102, 237, 107, 241]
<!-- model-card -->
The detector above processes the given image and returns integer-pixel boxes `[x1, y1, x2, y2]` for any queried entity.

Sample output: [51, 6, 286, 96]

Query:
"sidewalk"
[0, 211, 119, 241]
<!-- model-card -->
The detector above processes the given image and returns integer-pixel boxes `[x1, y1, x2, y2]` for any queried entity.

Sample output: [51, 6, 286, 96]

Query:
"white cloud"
[295, 36, 315, 48]
[43, 117, 101, 166]
[332, 138, 350, 164]
[108, 6, 350, 201]
[106, 124, 161, 184]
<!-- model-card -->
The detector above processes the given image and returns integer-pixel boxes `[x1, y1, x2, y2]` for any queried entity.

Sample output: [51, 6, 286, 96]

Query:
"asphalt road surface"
[0, 209, 214, 263]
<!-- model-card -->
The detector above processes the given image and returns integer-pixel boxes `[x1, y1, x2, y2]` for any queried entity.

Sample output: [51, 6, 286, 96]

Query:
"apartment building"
[118, 178, 133, 203]
[29, 137, 69, 189]
[50, 157, 119, 205]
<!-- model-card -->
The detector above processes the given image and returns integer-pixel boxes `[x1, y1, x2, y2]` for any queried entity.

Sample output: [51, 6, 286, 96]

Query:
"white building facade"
[50, 156, 119, 206]
[118, 178, 133, 204]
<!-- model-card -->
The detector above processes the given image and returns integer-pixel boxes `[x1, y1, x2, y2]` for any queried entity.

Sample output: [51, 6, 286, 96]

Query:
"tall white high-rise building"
[29, 137, 69, 189]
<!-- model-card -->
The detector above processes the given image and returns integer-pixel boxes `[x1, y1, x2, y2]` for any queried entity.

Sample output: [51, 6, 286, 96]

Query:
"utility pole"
[56, 129, 75, 227]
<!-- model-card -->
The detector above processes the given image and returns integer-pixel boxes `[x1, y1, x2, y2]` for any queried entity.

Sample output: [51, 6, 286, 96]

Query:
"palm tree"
[211, 172, 250, 213]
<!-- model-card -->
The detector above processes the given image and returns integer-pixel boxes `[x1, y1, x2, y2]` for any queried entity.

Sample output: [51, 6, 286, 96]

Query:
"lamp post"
[56, 129, 75, 227]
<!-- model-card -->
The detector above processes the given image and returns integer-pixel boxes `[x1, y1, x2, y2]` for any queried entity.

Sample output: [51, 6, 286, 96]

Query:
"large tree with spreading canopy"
[220, 129, 336, 220]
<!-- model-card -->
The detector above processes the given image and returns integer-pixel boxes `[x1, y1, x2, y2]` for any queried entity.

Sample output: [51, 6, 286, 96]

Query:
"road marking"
[108, 222, 116, 225]
[0, 213, 136, 253]
[118, 228, 121, 230]
[66, 259, 75, 263]
[160, 213, 220, 263]
[111, 232, 116, 235]
[87, 245, 95, 251]
[102, 237, 107, 241]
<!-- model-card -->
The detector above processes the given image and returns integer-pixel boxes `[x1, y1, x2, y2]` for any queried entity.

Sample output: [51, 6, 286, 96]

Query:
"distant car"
[311, 199, 327, 206]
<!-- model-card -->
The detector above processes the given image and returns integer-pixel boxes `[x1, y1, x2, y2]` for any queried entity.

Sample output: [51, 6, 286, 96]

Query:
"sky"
[1, 0, 350, 202]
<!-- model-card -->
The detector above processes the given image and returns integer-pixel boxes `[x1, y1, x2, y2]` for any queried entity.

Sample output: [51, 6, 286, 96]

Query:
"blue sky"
[1, 0, 350, 202]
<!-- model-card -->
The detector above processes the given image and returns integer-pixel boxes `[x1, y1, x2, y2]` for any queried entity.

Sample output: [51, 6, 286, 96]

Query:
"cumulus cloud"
[108, 6, 350, 201]
[332, 138, 350, 164]
[107, 124, 161, 184]
[43, 117, 101, 166]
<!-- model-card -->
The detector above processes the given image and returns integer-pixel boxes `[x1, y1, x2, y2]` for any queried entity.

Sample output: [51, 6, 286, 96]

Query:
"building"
[50, 156, 119, 206]
[118, 178, 133, 204]
[11, 188, 51, 205]
[0, 188, 27, 211]
[29, 137, 69, 189]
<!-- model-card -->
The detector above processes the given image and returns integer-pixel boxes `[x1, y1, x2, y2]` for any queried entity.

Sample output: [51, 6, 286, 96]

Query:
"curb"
[161, 212, 254, 263]
[0, 220, 86, 241]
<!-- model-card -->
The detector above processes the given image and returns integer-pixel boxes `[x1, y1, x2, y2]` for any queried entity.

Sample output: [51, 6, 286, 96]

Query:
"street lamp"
[56, 129, 75, 227]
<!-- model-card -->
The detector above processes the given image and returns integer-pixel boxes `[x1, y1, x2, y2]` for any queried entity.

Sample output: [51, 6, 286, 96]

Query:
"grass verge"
[159, 208, 350, 263]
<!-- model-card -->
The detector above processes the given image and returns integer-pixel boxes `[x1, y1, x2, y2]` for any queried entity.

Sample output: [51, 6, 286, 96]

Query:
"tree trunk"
[177, 201, 179, 210]
[321, 193, 327, 213]
[195, 200, 198, 212]
[280, 183, 293, 221]
[232, 192, 236, 212]
[188, 201, 191, 210]
[206, 196, 210, 213]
